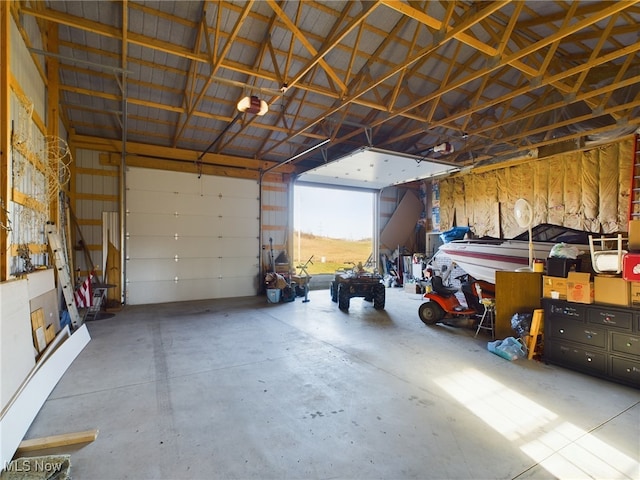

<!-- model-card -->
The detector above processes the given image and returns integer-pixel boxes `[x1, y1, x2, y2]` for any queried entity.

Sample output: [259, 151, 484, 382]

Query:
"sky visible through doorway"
[294, 185, 373, 240]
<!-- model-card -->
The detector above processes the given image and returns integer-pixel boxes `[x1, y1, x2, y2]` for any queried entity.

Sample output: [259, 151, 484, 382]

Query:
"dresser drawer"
[543, 299, 587, 322]
[611, 332, 640, 357]
[610, 355, 640, 387]
[545, 340, 608, 376]
[588, 307, 633, 330]
[546, 319, 607, 348]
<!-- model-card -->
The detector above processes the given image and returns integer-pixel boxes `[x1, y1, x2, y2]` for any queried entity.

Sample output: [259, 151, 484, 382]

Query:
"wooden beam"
[1, 1, 10, 281]
[267, 0, 348, 93]
[16, 429, 99, 455]
[47, 20, 60, 224]
[172, 1, 254, 145]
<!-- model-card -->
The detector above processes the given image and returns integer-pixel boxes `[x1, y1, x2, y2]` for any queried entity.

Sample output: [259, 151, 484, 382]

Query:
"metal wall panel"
[126, 167, 259, 305]
[10, 19, 45, 120]
[73, 149, 120, 278]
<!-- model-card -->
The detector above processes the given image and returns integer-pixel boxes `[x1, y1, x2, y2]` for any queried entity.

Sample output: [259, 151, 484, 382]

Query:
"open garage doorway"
[294, 185, 374, 275]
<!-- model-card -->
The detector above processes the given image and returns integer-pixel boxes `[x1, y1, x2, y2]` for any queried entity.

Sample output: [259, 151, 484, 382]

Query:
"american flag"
[74, 272, 94, 308]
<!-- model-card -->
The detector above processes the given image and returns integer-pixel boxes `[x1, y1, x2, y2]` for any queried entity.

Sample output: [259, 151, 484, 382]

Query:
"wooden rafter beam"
[24, 3, 436, 131]
[262, 0, 506, 155]
[266, 0, 352, 94]
[172, 1, 254, 147]
[430, 40, 640, 137]
[365, 1, 638, 145]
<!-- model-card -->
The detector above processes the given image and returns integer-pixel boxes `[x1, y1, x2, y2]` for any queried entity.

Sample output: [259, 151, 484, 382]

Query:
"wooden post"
[0, 1, 10, 281]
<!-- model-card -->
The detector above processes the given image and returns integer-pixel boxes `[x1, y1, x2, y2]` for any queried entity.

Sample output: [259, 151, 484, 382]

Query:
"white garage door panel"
[127, 276, 253, 304]
[216, 196, 259, 214]
[127, 236, 178, 259]
[127, 167, 201, 193]
[218, 236, 258, 253]
[127, 212, 178, 236]
[219, 256, 259, 277]
[174, 257, 219, 279]
[127, 189, 180, 214]
[203, 177, 258, 197]
[126, 167, 259, 304]
[172, 193, 213, 214]
[127, 236, 223, 259]
[217, 216, 259, 237]
[175, 215, 222, 235]
[174, 237, 221, 256]
[126, 258, 179, 281]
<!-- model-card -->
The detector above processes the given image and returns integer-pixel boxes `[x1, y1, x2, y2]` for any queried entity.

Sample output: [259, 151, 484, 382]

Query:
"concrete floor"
[25, 287, 639, 480]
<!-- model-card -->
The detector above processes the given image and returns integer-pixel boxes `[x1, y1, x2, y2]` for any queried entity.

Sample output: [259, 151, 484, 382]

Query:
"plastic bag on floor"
[511, 313, 532, 338]
[488, 336, 526, 361]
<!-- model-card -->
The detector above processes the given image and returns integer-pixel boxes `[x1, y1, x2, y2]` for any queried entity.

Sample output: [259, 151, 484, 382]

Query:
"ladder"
[629, 134, 640, 221]
[46, 223, 83, 329]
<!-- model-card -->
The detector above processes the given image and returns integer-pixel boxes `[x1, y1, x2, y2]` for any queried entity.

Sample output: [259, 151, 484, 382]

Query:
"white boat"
[437, 224, 592, 284]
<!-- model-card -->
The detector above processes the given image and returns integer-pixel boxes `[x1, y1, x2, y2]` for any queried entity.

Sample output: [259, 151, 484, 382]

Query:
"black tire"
[372, 283, 385, 310]
[338, 283, 350, 311]
[330, 281, 338, 302]
[418, 302, 444, 325]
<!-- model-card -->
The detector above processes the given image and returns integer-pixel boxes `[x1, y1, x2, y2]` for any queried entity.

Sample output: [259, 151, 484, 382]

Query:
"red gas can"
[622, 253, 640, 281]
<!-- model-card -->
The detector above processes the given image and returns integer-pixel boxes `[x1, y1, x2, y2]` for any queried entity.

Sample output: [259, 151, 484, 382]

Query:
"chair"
[431, 275, 457, 297]
[474, 282, 495, 339]
[589, 234, 627, 274]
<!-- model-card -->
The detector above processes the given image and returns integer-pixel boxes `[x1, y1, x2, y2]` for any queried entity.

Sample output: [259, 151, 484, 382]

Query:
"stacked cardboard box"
[626, 220, 640, 308]
[542, 254, 590, 303]
[542, 221, 640, 308]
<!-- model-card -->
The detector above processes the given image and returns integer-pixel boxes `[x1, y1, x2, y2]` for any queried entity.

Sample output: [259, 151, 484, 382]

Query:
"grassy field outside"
[292, 232, 373, 275]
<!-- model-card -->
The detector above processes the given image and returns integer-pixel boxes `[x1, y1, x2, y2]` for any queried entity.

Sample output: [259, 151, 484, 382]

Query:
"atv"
[330, 262, 385, 311]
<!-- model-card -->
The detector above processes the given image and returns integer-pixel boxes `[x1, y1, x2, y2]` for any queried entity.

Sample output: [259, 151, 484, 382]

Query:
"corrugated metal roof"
[12, 1, 640, 188]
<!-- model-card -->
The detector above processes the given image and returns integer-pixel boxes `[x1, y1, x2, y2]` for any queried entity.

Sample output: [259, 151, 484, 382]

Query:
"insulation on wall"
[563, 152, 582, 229]
[581, 148, 599, 231]
[438, 136, 635, 237]
[545, 155, 565, 227]
[599, 146, 620, 233]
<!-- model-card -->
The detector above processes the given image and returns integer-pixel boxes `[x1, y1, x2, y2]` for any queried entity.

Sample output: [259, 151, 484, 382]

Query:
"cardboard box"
[622, 253, 640, 281]
[594, 275, 630, 307]
[629, 220, 640, 252]
[630, 282, 640, 308]
[566, 272, 594, 304]
[542, 275, 568, 299]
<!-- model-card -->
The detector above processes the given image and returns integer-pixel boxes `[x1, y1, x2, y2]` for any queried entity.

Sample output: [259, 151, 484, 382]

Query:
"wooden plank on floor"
[16, 429, 99, 455]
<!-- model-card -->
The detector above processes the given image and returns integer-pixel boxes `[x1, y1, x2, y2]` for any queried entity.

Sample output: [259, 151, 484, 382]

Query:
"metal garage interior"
[1, 2, 639, 478]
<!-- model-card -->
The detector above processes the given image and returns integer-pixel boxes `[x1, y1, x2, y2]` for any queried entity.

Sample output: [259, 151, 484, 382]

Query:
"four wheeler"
[418, 271, 494, 325]
[330, 262, 385, 311]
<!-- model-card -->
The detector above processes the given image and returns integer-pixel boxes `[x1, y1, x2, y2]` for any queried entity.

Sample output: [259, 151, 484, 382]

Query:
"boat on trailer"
[437, 224, 593, 284]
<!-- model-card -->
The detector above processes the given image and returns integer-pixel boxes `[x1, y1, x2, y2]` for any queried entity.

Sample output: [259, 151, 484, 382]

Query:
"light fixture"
[237, 95, 268, 116]
[433, 142, 454, 153]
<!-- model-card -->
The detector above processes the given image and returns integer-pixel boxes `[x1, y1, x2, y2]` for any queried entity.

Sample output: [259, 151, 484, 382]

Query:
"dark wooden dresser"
[542, 299, 640, 389]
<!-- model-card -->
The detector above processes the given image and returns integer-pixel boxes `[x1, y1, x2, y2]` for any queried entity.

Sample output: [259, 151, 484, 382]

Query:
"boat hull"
[439, 240, 566, 284]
